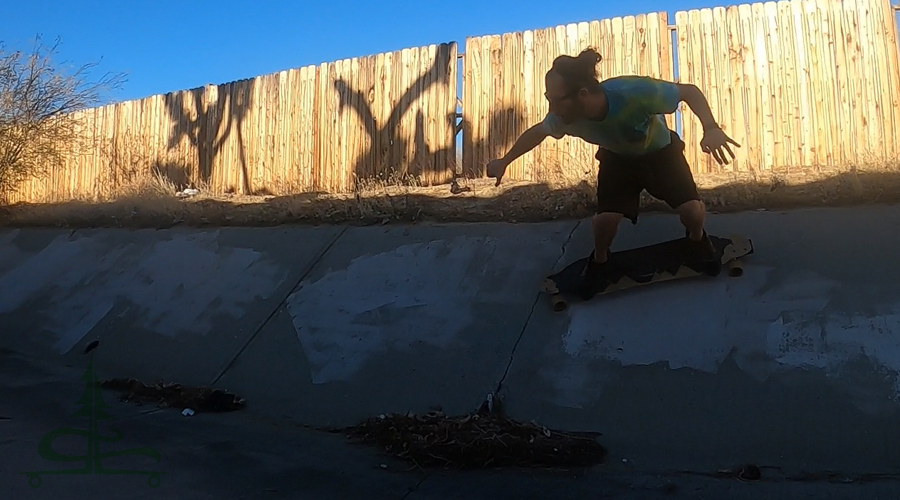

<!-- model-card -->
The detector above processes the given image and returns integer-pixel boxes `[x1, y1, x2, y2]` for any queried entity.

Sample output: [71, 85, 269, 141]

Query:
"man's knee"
[677, 199, 705, 221]
[592, 212, 623, 233]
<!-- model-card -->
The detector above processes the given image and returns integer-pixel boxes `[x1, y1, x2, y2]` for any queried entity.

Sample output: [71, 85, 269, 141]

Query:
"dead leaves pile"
[341, 410, 608, 470]
[100, 378, 246, 413]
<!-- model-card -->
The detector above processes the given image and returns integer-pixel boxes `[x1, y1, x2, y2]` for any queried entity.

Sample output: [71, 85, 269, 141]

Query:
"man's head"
[544, 48, 607, 124]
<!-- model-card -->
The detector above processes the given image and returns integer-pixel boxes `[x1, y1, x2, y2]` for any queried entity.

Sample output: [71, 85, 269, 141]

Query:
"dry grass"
[1, 156, 900, 229]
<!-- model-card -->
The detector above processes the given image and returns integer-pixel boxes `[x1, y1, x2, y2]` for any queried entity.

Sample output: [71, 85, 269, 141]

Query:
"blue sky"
[4, 0, 737, 103]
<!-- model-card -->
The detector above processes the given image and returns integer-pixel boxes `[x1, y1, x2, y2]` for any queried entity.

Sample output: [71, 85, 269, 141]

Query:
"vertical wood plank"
[532, 28, 547, 177]
[301, 67, 313, 188]
[709, 7, 728, 172]
[766, 1, 796, 170]
[423, 45, 436, 183]
[724, 6, 746, 171]
[789, 0, 811, 167]
[879, 0, 900, 156]
[361, 55, 374, 184]
[752, 3, 774, 171]
[522, 30, 535, 181]
[656, 13, 676, 131]
[857, 0, 884, 159]
[394, 47, 405, 179]
[404, 48, 418, 180]
[369, 54, 382, 180]
[461, 37, 475, 177]
[378, 51, 392, 180]
[446, 42, 459, 181]
[844, 0, 867, 159]
[817, 0, 840, 166]
[808, 0, 834, 167]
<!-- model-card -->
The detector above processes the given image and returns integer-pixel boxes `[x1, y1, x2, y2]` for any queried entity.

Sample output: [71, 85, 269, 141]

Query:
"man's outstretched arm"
[486, 123, 548, 185]
[675, 82, 741, 165]
[676, 83, 720, 132]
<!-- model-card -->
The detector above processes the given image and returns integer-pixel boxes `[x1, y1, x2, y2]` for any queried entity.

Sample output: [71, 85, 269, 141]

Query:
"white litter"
[176, 188, 200, 198]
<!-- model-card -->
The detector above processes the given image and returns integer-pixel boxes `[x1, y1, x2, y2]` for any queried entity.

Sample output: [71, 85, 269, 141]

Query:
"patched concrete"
[0, 226, 344, 386]
[215, 221, 578, 427]
[502, 206, 900, 474]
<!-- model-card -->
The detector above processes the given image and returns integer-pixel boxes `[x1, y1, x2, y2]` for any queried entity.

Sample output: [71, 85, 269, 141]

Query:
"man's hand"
[700, 125, 740, 165]
[486, 158, 509, 186]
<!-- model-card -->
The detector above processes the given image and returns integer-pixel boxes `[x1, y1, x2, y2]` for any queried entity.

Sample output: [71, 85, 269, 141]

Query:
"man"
[486, 47, 739, 296]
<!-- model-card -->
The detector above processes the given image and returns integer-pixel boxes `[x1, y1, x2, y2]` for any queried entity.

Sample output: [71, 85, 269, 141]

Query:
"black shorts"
[595, 130, 700, 224]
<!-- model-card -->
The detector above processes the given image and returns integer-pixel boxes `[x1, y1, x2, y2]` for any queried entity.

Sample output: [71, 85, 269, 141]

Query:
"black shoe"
[578, 251, 611, 300]
[685, 230, 721, 276]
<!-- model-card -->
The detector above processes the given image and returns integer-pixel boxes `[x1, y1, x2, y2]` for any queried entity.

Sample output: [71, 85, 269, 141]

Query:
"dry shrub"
[340, 410, 608, 470]
[0, 36, 125, 197]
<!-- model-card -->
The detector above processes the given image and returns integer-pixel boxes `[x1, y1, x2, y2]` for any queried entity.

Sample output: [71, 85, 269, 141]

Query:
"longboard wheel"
[550, 294, 567, 312]
[726, 259, 744, 277]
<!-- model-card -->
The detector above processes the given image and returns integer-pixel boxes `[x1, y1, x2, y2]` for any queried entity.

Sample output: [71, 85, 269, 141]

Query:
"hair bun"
[547, 47, 603, 89]
[577, 48, 602, 65]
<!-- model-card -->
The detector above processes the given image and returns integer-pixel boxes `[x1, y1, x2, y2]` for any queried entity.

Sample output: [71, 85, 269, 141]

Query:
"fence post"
[668, 20, 683, 138]
[456, 51, 465, 175]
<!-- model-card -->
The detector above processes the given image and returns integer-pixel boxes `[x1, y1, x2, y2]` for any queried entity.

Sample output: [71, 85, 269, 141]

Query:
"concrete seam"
[399, 476, 429, 499]
[493, 220, 582, 395]
[209, 226, 350, 386]
[558, 219, 582, 268]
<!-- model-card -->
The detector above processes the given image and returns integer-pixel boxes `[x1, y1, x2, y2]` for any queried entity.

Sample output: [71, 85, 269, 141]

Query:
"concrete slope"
[2, 205, 900, 480]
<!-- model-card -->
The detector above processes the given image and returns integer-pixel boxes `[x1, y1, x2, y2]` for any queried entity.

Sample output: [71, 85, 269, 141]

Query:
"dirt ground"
[2, 165, 900, 229]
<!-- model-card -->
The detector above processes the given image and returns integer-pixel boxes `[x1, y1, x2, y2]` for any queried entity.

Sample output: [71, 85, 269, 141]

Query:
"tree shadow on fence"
[331, 49, 459, 187]
[162, 80, 253, 194]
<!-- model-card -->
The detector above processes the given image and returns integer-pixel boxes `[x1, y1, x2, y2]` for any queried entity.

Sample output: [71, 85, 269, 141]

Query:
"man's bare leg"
[579, 212, 623, 297]
[678, 199, 706, 241]
[677, 199, 720, 274]
[590, 212, 623, 264]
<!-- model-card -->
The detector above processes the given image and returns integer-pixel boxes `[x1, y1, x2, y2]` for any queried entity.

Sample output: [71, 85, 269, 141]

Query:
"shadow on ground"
[1, 170, 899, 229]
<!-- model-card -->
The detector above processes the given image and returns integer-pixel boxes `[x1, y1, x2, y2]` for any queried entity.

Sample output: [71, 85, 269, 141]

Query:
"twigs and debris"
[99, 378, 246, 413]
[339, 409, 608, 470]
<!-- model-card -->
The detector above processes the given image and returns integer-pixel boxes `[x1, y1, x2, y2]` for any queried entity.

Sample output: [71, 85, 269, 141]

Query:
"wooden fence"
[675, 0, 900, 174]
[461, 12, 675, 182]
[7, 42, 459, 202]
[464, 0, 900, 180]
[5, 0, 900, 203]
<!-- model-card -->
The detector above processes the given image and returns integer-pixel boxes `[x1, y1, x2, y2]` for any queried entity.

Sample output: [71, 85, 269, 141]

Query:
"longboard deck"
[542, 234, 753, 311]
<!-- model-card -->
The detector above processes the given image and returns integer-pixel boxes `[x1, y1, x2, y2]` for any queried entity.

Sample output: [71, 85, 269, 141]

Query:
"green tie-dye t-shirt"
[542, 75, 681, 156]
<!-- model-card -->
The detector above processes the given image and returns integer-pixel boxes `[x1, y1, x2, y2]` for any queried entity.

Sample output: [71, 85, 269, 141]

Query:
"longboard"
[542, 234, 754, 312]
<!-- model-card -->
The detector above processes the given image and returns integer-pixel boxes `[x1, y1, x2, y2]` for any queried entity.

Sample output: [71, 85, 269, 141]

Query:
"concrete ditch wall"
[2, 205, 900, 473]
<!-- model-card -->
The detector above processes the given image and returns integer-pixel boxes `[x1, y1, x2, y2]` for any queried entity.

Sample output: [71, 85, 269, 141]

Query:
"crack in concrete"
[398, 476, 429, 499]
[672, 467, 900, 484]
[558, 220, 583, 268]
[492, 220, 582, 398]
[209, 226, 349, 387]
